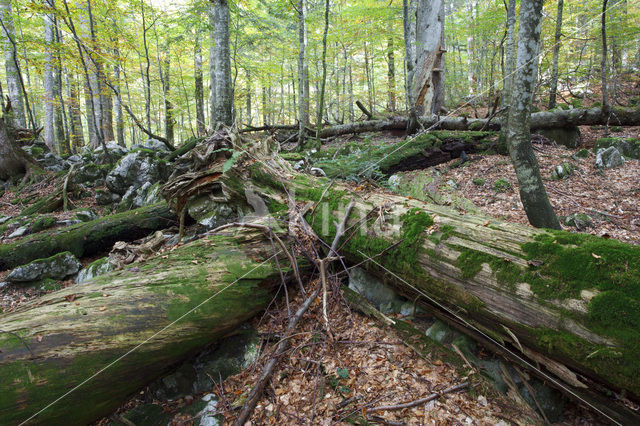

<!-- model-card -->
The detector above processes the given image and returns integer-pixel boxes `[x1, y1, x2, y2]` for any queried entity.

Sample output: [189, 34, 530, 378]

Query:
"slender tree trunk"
[245, 69, 252, 126]
[548, 0, 563, 109]
[194, 30, 206, 136]
[387, 37, 396, 112]
[0, 0, 26, 127]
[141, 2, 152, 132]
[315, 0, 330, 141]
[113, 45, 125, 147]
[163, 43, 174, 145]
[297, 0, 309, 145]
[67, 72, 85, 151]
[403, 0, 418, 131]
[54, 20, 68, 154]
[499, 0, 517, 145]
[208, 4, 216, 130]
[211, 0, 232, 127]
[506, 0, 560, 230]
[600, 0, 609, 113]
[44, 4, 56, 152]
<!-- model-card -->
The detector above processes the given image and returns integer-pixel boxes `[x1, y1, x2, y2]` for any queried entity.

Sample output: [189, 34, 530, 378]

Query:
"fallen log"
[221, 154, 638, 423]
[0, 226, 289, 425]
[315, 106, 640, 138]
[0, 203, 176, 271]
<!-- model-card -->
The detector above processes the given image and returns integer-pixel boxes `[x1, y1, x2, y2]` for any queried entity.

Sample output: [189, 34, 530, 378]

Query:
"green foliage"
[493, 178, 511, 192]
[472, 177, 486, 186]
[30, 215, 56, 233]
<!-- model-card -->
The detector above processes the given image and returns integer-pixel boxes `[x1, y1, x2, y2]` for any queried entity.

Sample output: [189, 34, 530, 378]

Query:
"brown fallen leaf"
[36, 335, 43, 342]
[99, 306, 106, 311]
[65, 294, 76, 302]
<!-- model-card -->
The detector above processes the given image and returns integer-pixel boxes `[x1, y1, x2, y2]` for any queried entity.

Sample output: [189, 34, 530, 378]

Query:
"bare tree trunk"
[54, 20, 69, 154]
[0, 0, 26, 127]
[297, 0, 309, 145]
[208, 4, 216, 129]
[245, 69, 252, 126]
[499, 0, 516, 145]
[314, 0, 330, 141]
[44, 4, 56, 152]
[548, 0, 563, 109]
[194, 30, 206, 136]
[413, 0, 445, 116]
[163, 43, 174, 145]
[113, 45, 125, 147]
[66, 72, 85, 151]
[403, 0, 417, 131]
[387, 37, 396, 112]
[211, 0, 232, 127]
[600, 0, 609, 113]
[506, 0, 560, 230]
[141, 2, 152, 132]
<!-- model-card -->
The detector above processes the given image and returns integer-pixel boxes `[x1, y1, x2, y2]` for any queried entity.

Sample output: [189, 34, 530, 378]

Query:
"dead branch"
[369, 382, 469, 412]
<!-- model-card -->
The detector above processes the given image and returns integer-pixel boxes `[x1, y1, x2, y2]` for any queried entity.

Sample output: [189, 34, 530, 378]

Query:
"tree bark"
[402, 0, 418, 131]
[387, 37, 396, 112]
[505, 0, 560, 229]
[297, 0, 309, 145]
[0, 203, 176, 271]
[194, 30, 206, 136]
[0, 0, 26, 128]
[113, 44, 125, 147]
[0, 227, 284, 425]
[600, 0, 610, 112]
[499, 0, 517, 146]
[548, 0, 563, 109]
[413, 0, 445, 116]
[66, 72, 85, 151]
[44, 4, 56, 152]
[211, 0, 232, 127]
[314, 0, 330, 142]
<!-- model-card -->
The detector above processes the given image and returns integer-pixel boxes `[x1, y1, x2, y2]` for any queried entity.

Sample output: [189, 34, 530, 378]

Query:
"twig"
[369, 382, 469, 412]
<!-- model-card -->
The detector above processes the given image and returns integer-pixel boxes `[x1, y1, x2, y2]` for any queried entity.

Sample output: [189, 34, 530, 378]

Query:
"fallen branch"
[369, 382, 469, 412]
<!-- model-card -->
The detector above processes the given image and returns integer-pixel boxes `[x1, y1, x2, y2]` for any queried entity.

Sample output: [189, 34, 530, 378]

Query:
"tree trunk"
[0, 227, 284, 425]
[0, 203, 176, 271]
[413, 0, 445, 116]
[499, 0, 516, 145]
[314, 0, 330, 141]
[194, 30, 206, 136]
[211, 0, 232, 127]
[163, 42, 174, 145]
[0, 0, 26, 128]
[600, 0, 609, 113]
[44, 5, 56, 152]
[297, 0, 309, 145]
[0, 115, 25, 179]
[387, 37, 396, 112]
[505, 0, 560, 230]
[113, 45, 125, 147]
[548, 0, 563, 109]
[310, 105, 640, 139]
[66, 72, 85, 151]
[402, 0, 418, 131]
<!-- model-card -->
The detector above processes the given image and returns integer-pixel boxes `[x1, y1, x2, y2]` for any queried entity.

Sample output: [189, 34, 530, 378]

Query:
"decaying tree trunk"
[313, 105, 640, 138]
[0, 203, 175, 271]
[413, 0, 445, 116]
[0, 227, 286, 425]
[215, 154, 639, 422]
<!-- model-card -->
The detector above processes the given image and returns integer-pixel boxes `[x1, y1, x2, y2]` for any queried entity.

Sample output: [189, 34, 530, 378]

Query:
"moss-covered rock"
[573, 148, 589, 159]
[595, 147, 625, 169]
[593, 137, 640, 159]
[551, 162, 574, 180]
[6, 252, 81, 283]
[30, 215, 57, 233]
[561, 213, 593, 230]
[75, 257, 116, 284]
[493, 178, 512, 192]
[534, 127, 581, 148]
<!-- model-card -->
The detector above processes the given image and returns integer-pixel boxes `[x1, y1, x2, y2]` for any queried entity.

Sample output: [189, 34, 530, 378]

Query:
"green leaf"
[223, 151, 242, 173]
[337, 367, 349, 379]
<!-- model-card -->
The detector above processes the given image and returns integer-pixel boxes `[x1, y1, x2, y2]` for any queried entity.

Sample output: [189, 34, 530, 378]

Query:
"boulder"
[573, 148, 589, 159]
[594, 137, 640, 160]
[94, 142, 129, 165]
[551, 162, 574, 180]
[595, 147, 625, 169]
[95, 189, 121, 206]
[8, 225, 28, 239]
[187, 195, 236, 229]
[348, 267, 405, 314]
[6, 252, 81, 283]
[562, 213, 593, 230]
[73, 163, 109, 186]
[74, 208, 98, 222]
[41, 152, 66, 172]
[105, 150, 169, 196]
[534, 127, 581, 148]
[65, 155, 83, 167]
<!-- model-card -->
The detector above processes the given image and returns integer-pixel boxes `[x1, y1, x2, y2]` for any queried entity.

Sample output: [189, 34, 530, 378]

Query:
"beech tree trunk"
[297, 0, 309, 145]
[0, 0, 26, 128]
[548, 0, 564, 109]
[211, 0, 232, 127]
[194, 30, 206, 136]
[0, 227, 285, 425]
[43, 4, 56, 152]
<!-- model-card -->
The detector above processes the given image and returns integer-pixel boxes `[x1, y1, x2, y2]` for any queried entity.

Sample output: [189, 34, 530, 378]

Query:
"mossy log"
[231, 157, 640, 423]
[315, 106, 640, 138]
[0, 203, 176, 271]
[0, 227, 286, 425]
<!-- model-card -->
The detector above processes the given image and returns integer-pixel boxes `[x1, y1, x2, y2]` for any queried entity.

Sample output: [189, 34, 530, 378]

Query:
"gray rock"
[8, 225, 29, 238]
[95, 189, 121, 206]
[595, 147, 625, 169]
[73, 163, 108, 186]
[425, 320, 456, 343]
[143, 138, 170, 152]
[105, 150, 169, 195]
[551, 162, 574, 180]
[142, 182, 163, 206]
[66, 155, 83, 167]
[348, 267, 404, 314]
[6, 252, 81, 283]
[55, 219, 82, 227]
[192, 330, 261, 394]
[187, 195, 236, 228]
[76, 257, 115, 284]
[42, 152, 66, 172]
[0, 216, 11, 225]
[387, 174, 401, 190]
[94, 142, 128, 165]
[74, 208, 98, 222]
[562, 213, 593, 230]
[197, 394, 221, 426]
[594, 137, 640, 160]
